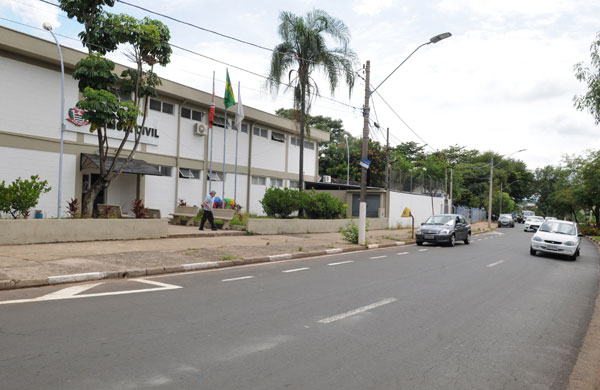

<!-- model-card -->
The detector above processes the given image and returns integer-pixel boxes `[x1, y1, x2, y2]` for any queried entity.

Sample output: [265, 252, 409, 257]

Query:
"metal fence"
[388, 169, 444, 196]
[453, 205, 487, 224]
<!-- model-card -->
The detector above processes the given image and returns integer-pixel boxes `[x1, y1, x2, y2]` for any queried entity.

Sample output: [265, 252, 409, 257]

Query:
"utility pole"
[488, 157, 494, 228]
[359, 61, 371, 246]
[385, 127, 390, 190]
[444, 168, 448, 213]
[449, 168, 453, 212]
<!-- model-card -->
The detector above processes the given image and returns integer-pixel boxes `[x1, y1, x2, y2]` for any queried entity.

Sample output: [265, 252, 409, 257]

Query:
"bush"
[301, 190, 347, 219]
[230, 213, 247, 226]
[260, 187, 302, 218]
[66, 198, 79, 218]
[131, 199, 147, 219]
[0, 175, 51, 219]
[340, 220, 359, 243]
[579, 224, 600, 236]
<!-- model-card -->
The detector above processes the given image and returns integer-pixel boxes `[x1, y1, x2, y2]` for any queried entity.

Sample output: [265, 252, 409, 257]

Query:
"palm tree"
[267, 9, 357, 191]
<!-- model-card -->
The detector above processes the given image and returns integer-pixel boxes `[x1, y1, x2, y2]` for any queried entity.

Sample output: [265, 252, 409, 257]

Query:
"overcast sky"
[2, 0, 600, 169]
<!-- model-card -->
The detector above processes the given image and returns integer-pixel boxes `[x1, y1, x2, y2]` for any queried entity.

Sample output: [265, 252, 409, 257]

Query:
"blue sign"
[359, 158, 371, 170]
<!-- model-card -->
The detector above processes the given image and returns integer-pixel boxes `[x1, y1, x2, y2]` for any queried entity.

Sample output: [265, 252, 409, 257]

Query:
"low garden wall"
[246, 217, 388, 235]
[0, 219, 169, 245]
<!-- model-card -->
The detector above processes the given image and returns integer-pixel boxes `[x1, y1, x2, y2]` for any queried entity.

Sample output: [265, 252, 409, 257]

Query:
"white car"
[524, 216, 545, 232]
[530, 220, 581, 260]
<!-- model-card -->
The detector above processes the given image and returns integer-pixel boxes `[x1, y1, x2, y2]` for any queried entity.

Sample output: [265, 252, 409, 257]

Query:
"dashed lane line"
[283, 267, 310, 273]
[397, 252, 409, 256]
[418, 249, 428, 252]
[318, 298, 397, 324]
[487, 260, 505, 268]
[222, 276, 255, 282]
[370, 255, 387, 259]
[328, 261, 354, 266]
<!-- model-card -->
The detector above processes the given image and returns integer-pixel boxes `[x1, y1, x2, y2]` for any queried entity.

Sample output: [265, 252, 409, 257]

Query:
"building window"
[241, 123, 248, 133]
[251, 176, 266, 185]
[179, 168, 200, 179]
[191, 110, 203, 121]
[149, 99, 162, 111]
[271, 131, 285, 143]
[290, 136, 299, 146]
[270, 177, 283, 187]
[181, 107, 191, 119]
[304, 140, 315, 150]
[253, 126, 268, 138]
[206, 172, 224, 181]
[162, 102, 174, 115]
[289, 180, 299, 188]
[159, 166, 172, 177]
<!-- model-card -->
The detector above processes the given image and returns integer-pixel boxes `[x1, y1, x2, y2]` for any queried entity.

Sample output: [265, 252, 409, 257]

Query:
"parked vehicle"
[524, 216, 545, 232]
[415, 214, 471, 247]
[498, 214, 515, 228]
[530, 220, 581, 260]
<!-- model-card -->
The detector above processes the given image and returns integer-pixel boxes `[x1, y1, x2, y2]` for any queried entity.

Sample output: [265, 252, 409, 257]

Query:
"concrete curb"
[0, 229, 495, 291]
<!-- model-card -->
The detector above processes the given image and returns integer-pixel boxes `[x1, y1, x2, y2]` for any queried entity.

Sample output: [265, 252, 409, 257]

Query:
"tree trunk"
[81, 178, 104, 218]
[594, 205, 600, 228]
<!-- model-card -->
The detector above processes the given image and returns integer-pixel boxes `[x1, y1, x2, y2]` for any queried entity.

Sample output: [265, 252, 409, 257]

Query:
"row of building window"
[162, 166, 297, 188]
[149, 99, 313, 148]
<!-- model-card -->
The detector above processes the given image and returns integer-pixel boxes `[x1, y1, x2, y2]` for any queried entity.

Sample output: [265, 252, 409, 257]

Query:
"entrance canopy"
[80, 153, 162, 176]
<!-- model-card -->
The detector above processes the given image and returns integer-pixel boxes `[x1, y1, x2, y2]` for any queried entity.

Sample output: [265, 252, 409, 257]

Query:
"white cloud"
[0, 0, 60, 29]
[353, 0, 397, 16]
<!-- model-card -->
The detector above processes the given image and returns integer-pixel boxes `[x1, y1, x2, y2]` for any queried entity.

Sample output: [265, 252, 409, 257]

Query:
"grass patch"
[298, 246, 303, 252]
[221, 254, 241, 261]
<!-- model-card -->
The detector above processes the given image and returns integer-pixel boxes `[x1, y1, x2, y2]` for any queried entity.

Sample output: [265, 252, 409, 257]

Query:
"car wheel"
[569, 252, 577, 261]
[530, 247, 536, 256]
[449, 234, 456, 247]
[416, 241, 423, 246]
[464, 233, 470, 245]
[524, 228, 528, 232]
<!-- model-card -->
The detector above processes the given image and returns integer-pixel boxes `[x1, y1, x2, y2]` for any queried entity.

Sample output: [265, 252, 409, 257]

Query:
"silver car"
[524, 216, 545, 232]
[530, 220, 581, 260]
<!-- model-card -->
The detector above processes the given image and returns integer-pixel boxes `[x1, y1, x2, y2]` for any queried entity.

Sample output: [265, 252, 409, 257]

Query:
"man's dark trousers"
[200, 210, 216, 230]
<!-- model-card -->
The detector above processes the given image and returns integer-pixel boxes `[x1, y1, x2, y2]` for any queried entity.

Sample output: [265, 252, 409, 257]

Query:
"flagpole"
[234, 82, 240, 204]
[222, 108, 227, 200]
[209, 70, 215, 193]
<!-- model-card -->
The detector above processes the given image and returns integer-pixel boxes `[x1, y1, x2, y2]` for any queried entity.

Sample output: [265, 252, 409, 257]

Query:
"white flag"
[235, 83, 244, 130]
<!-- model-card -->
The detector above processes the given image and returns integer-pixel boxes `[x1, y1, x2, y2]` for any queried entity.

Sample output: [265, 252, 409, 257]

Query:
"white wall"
[388, 191, 445, 228]
[249, 182, 267, 215]
[252, 132, 286, 172]
[207, 126, 249, 165]
[144, 107, 178, 156]
[106, 173, 137, 215]
[0, 56, 77, 143]
[179, 115, 207, 160]
[144, 172, 176, 218]
[178, 172, 204, 208]
[287, 142, 316, 178]
[0, 146, 76, 218]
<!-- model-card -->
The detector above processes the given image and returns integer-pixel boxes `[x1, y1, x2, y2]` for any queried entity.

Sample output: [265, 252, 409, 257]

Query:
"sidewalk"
[0, 222, 491, 290]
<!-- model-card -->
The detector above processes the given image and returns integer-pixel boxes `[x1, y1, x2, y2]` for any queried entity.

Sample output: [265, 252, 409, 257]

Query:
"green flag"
[224, 69, 235, 109]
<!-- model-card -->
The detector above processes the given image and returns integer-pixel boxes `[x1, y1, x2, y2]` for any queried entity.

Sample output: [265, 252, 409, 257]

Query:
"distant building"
[0, 26, 329, 218]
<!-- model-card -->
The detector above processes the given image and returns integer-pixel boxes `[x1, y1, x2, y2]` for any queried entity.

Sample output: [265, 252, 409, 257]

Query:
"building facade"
[0, 26, 329, 218]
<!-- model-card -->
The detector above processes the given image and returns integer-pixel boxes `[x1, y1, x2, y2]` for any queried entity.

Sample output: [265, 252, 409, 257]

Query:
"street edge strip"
[0, 229, 493, 291]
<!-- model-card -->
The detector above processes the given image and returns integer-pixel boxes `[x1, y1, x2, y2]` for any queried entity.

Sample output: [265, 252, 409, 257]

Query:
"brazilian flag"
[224, 69, 235, 109]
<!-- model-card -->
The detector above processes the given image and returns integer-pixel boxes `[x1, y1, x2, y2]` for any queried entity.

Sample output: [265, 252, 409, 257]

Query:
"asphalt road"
[1, 227, 599, 390]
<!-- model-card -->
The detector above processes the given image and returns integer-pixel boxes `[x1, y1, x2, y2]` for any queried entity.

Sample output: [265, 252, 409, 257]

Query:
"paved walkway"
[0, 222, 491, 289]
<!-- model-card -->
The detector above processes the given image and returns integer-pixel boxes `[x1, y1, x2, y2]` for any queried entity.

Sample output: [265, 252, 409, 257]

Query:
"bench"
[169, 206, 199, 226]
[212, 208, 236, 229]
[97, 204, 127, 218]
[144, 208, 161, 219]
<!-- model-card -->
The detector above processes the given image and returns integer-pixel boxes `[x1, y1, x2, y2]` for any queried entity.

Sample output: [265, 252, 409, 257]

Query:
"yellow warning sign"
[401, 207, 411, 217]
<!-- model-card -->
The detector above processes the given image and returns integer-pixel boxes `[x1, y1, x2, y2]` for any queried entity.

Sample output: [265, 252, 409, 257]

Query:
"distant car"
[516, 214, 524, 223]
[524, 216, 545, 232]
[498, 214, 515, 228]
[530, 220, 581, 260]
[415, 214, 471, 247]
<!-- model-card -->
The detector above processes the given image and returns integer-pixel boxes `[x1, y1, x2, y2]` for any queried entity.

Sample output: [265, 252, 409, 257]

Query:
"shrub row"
[260, 187, 347, 219]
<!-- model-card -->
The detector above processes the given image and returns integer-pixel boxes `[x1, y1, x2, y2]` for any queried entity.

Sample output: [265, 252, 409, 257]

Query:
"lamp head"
[429, 32, 452, 44]
[42, 23, 53, 31]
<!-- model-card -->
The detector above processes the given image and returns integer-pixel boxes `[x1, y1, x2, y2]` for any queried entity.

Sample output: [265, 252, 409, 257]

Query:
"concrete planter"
[247, 218, 388, 235]
[0, 219, 169, 245]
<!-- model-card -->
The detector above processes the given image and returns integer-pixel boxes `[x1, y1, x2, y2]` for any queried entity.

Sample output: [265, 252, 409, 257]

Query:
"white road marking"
[0, 279, 182, 305]
[328, 260, 354, 266]
[397, 252, 409, 256]
[487, 260, 505, 268]
[283, 267, 310, 273]
[477, 239, 482, 241]
[418, 249, 428, 252]
[318, 298, 397, 324]
[370, 255, 387, 259]
[222, 276, 255, 282]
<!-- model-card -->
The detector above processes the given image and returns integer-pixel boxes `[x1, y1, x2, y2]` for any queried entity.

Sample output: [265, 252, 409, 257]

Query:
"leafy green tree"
[0, 176, 51, 219]
[58, 1, 172, 216]
[574, 33, 600, 124]
[574, 150, 600, 227]
[267, 10, 357, 192]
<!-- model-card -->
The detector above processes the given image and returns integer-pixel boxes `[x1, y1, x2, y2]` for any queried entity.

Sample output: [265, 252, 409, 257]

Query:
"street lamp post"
[358, 32, 452, 245]
[344, 134, 350, 185]
[43, 22, 65, 220]
[487, 149, 526, 228]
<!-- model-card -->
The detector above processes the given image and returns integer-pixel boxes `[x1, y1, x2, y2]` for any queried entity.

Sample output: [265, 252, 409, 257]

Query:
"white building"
[0, 26, 329, 218]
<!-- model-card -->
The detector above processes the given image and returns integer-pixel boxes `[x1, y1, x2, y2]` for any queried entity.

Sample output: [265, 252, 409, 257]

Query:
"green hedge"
[260, 188, 346, 219]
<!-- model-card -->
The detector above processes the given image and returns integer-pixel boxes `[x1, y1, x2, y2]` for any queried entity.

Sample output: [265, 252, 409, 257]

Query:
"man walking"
[200, 190, 217, 231]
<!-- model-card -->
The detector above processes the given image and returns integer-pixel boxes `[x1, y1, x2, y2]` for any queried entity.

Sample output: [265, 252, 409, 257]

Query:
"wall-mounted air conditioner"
[194, 123, 207, 136]
[323, 175, 332, 183]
